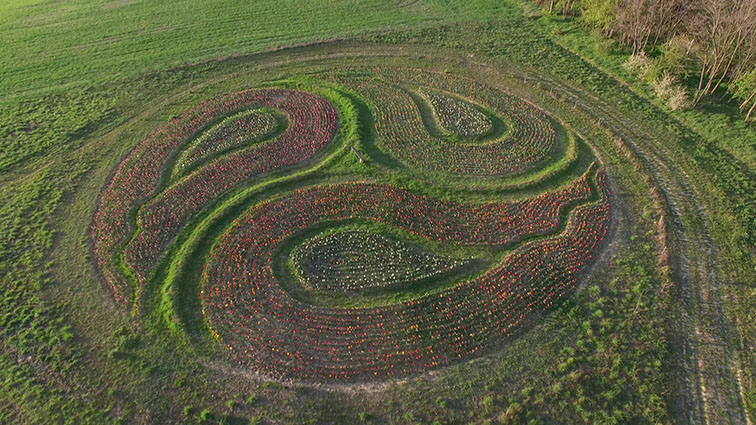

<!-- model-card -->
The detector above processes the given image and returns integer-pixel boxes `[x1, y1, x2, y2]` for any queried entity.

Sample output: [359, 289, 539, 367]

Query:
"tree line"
[535, 0, 756, 121]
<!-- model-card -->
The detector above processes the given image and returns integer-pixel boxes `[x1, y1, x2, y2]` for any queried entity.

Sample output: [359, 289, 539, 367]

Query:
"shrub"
[652, 73, 691, 111]
[435, 396, 447, 408]
[623, 53, 650, 78]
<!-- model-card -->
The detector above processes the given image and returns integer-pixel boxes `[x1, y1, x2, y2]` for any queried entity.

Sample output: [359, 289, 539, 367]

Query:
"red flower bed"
[91, 89, 337, 306]
[89, 70, 611, 385]
[333, 68, 557, 176]
[174, 109, 278, 177]
[200, 169, 610, 382]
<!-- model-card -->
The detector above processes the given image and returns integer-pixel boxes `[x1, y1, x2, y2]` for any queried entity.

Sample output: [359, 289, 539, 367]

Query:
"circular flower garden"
[91, 68, 611, 383]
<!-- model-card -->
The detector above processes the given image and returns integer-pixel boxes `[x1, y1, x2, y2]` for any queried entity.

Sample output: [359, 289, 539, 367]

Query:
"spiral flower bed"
[90, 68, 610, 384]
[333, 68, 557, 176]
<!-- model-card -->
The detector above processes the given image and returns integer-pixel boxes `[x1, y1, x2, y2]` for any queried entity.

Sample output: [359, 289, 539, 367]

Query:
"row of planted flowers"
[331, 68, 557, 176]
[200, 169, 609, 382]
[91, 88, 338, 306]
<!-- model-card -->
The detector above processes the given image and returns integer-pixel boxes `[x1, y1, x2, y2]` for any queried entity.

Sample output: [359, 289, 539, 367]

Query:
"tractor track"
[501, 67, 749, 425]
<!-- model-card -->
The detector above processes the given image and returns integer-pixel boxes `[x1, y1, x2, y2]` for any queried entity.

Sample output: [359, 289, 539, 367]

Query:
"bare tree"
[688, 0, 756, 105]
[615, 0, 685, 55]
[536, 0, 579, 16]
[733, 67, 756, 121]
[744, 90, 756, 121]
[536, 0, 756, 120]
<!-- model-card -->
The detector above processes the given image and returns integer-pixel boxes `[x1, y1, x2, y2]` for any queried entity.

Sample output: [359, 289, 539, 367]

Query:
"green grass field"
[1, 1, 754, 424]
[0, 0, 509, 99]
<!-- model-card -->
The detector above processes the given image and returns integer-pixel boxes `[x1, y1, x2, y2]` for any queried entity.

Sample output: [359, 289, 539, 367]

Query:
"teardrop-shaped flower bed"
[425, 92, 494, 139]
[292, 230, 470, 293]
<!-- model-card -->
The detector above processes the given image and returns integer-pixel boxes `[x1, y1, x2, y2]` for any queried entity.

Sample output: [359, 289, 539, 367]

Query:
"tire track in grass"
[496, 65, 749, 425]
